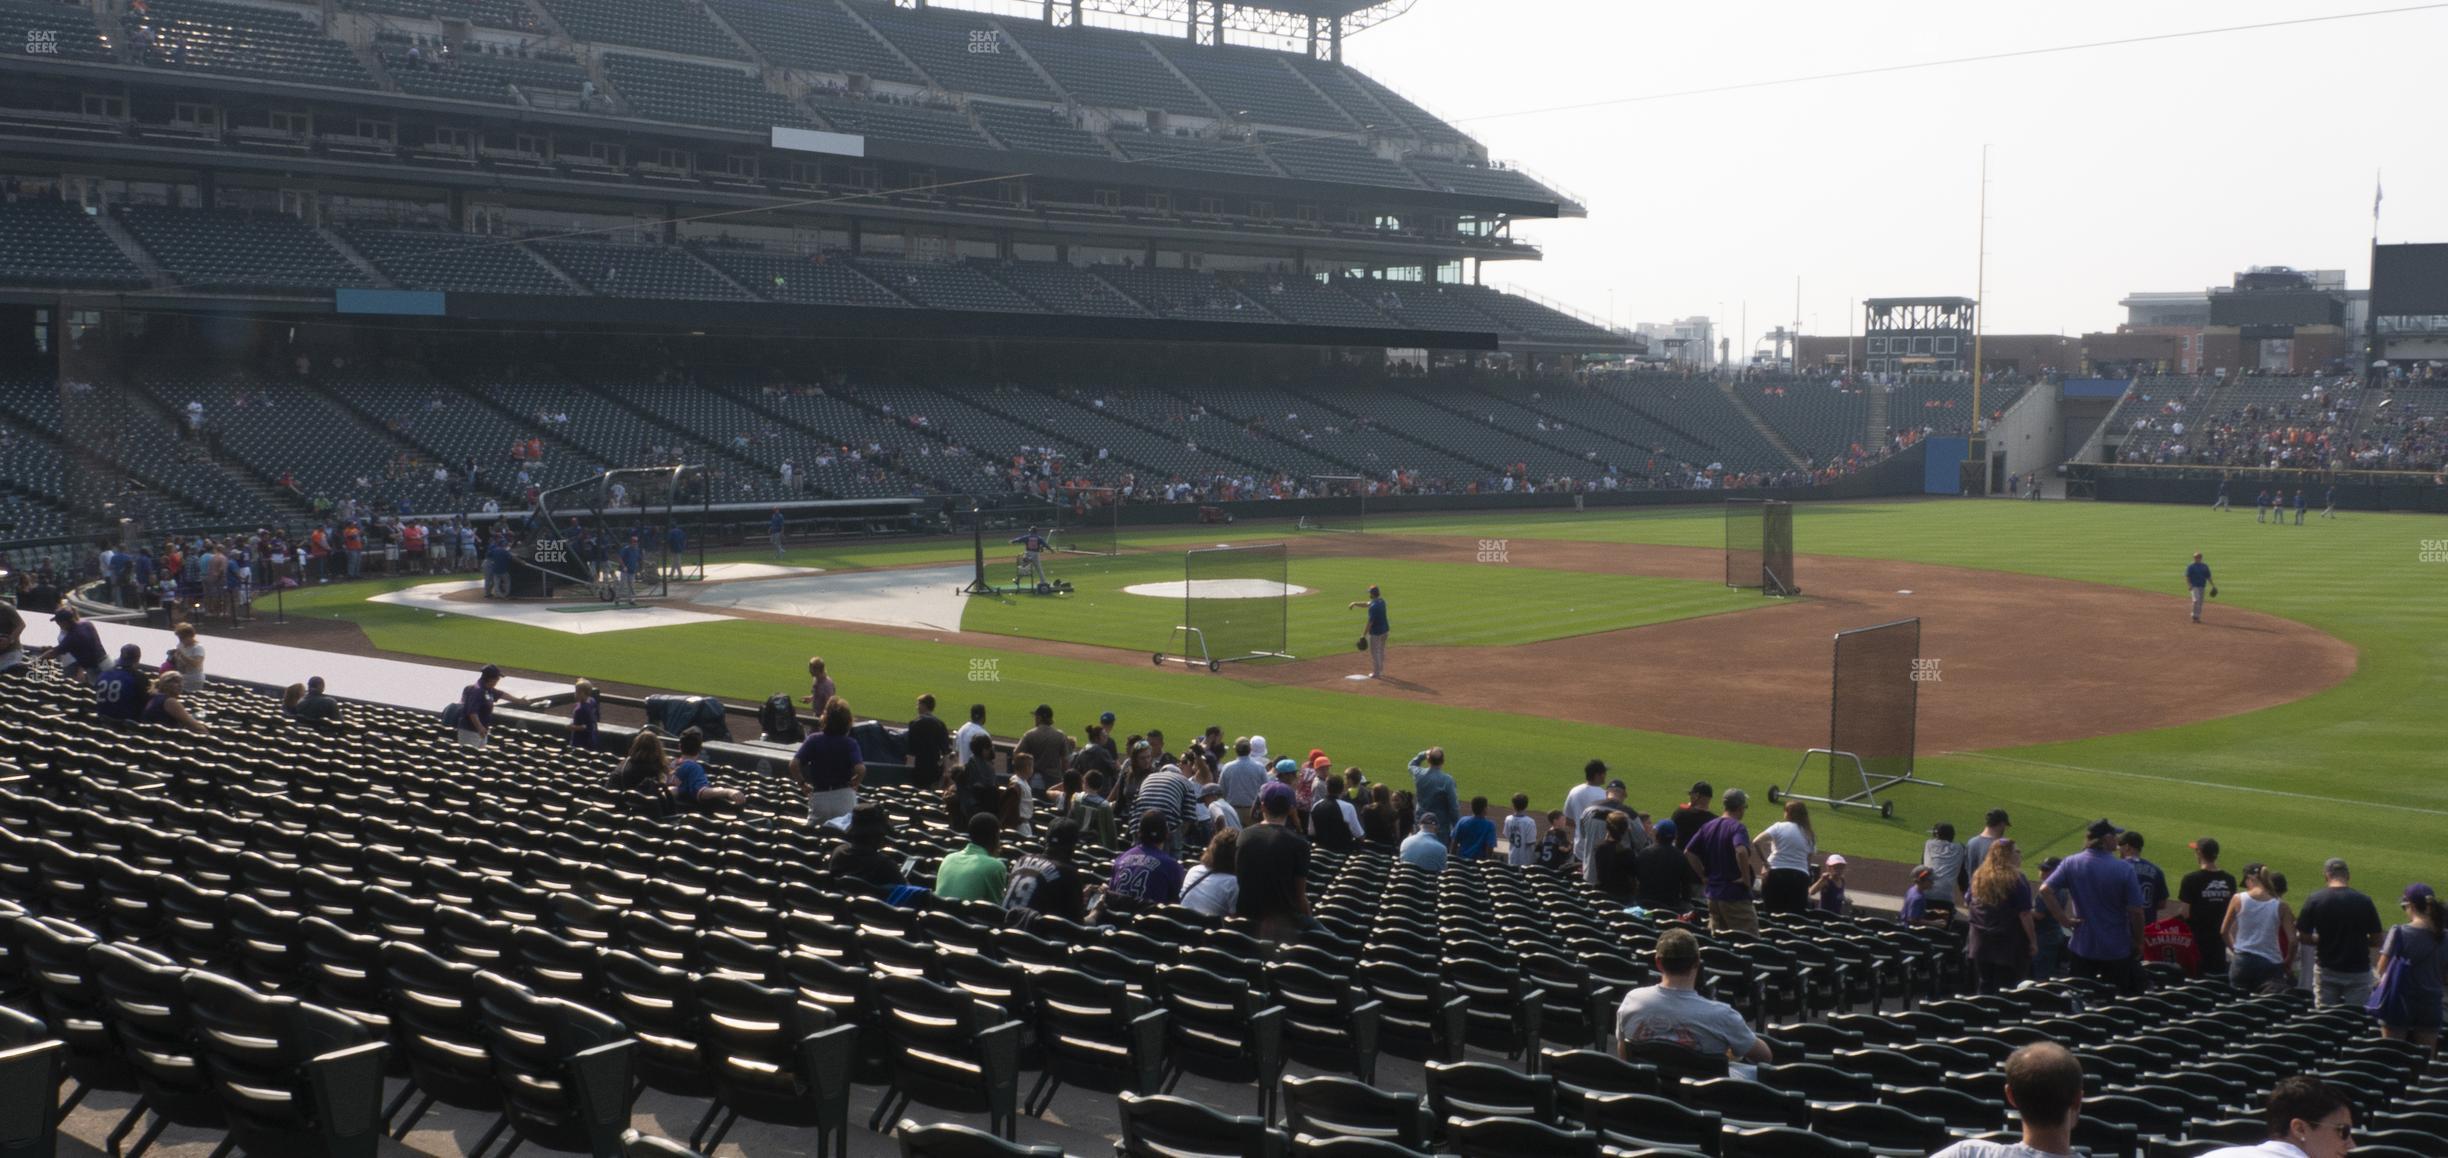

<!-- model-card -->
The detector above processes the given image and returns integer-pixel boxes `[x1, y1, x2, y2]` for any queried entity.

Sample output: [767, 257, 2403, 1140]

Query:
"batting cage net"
[1297, 476, 1366, 533]
[1724, 499, 1765, 588]
[1828, 617, 1921, 798]
[1053, 488, 1120, 556]
[1762, 500, 1797, 596]
[1161, 543, 1292, 669]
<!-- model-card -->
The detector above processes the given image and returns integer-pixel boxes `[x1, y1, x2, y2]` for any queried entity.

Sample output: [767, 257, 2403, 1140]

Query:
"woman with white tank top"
[2223, 863, 2294, 994]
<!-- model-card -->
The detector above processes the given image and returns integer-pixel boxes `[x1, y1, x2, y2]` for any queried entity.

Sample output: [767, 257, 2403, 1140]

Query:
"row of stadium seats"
[0, 201, 1586, 344]
[0, 359, 1880, 543]
[5, 663, 2437, 1158]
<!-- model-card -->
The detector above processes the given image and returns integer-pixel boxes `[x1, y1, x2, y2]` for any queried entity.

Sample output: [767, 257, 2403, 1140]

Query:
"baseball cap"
[2189, 837, 2220, 859]
[2325, 857, 2350, 877]
[480, 663, 503, 680]
[1654, 928, 1700, 966]
[1417, 812, 1441, 829]
[1258, 782, 1295, 810]
[2085, 818, 2118, 840]
[1824, 853, 1847, 867]
[1310, 755, 1332, 771]
[1100, 711, 1116, 724]
[1689, 780, 1713, 797]
[1249, 735, 1269, 759]
[1984, 808, 2011, 827]
[1197, 782, 1225, 800]
[1606, 779, 1627, 792]
[1930, 822, 1956, 841]
[1308, 748, 1328, 765]
[1367, 585, 1380, 595]
[1273, 758, 1298, 776]
[1652, 819, 1677, 840]
[2406, 883, 2435, 907]
[1722, 788, 1748, 810]
[50, 607, 75, 622]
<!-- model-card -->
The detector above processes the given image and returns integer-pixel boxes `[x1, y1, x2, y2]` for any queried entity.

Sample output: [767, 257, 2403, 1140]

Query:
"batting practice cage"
[1052, 487, 1120, 556]
[1297, 475, 1367, 533]
[516, 465, 705, 602]
[1771, 617, 1940, 816]
[1155, 543, 1293, 671]
[1725, 498, 1799, 595]
[958, 502, 1073, 597]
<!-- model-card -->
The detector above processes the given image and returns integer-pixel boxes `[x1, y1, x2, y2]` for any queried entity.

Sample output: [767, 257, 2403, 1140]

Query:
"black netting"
[1053, 490, 1118, 555]
[1724, 498, 1764, 588]
[1829, 618, 1920, 794]
[1185, 542, 1288, 662]
[1762, 500, 1796, 595]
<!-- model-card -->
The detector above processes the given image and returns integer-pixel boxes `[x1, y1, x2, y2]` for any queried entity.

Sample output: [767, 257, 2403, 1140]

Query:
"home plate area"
[1121, 579, 1311, 599]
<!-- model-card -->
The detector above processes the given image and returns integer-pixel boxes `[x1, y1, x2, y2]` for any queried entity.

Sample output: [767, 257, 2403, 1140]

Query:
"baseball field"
[272, 498, 2443, 899]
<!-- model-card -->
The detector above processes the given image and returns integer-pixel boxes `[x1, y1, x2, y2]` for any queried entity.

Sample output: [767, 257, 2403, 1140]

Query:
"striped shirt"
[1131, 770, 1198, 832]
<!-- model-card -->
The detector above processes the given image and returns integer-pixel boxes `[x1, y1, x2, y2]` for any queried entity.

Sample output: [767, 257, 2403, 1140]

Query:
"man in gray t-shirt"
[1614, 929, 1769, 1064]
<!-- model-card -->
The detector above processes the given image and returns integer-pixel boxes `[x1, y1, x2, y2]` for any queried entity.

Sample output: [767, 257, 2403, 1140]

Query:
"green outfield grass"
[956, 549, 1756, 652]
[273, 499, 2448, 902]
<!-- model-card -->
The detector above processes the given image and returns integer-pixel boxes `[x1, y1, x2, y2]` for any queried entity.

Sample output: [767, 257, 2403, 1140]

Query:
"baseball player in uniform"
[1009, 526, 1051, 589]
[2254, 489, 2270, 523]
[2320, 483, 2337, 519]
[2213, 478, 2230, 511]
[2293, 489, 2306, 525]
[2186, 552, 2213, 624]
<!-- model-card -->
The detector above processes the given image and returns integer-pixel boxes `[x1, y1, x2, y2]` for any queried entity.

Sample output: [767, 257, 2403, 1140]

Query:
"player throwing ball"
[1009, 525, 1051, 590]
[2186, 551, 2216, 624]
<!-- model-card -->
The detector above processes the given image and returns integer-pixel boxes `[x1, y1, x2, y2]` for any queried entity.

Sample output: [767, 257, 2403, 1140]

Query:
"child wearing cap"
[1810, 853, 1849, 915]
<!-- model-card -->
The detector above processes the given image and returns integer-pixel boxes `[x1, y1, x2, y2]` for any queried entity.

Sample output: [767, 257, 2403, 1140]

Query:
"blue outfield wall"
[1922, 438, 1968, 494]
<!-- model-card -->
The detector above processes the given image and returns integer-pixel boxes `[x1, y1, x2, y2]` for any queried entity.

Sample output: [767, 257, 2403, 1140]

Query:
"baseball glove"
[1355, 636, 1369, 651]
[2209, 585, 2218, 598]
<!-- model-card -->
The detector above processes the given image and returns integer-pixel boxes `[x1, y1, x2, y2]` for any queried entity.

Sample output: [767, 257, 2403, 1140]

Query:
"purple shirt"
[1687, 815, 1752, 902]
[1109, 844, 1184, 905]
[2043, 847, 2145, 961]
[458, 683, 497, 730]
[793, 732, 862, 792]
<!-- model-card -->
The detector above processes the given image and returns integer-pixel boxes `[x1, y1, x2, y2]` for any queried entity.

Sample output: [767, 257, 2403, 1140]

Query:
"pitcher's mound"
[1124, 580, 1311, 599]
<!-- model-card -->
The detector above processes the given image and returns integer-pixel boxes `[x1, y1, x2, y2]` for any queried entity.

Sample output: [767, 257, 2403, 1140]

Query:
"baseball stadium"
[3, 0, 2447, 1154]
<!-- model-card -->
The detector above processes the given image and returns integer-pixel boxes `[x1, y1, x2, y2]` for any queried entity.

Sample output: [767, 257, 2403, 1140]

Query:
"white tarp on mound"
[371, 581, 732, 634]
[688, 564, 973, 632]
[1122, 580, 1311, 600]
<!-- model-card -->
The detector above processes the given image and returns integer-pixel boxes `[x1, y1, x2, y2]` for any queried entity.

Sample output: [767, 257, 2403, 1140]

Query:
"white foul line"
[1944, 751, 2448, 819]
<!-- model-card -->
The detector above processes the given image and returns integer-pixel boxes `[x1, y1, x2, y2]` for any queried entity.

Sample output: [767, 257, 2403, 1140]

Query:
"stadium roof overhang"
[6, 57, 1569, 220]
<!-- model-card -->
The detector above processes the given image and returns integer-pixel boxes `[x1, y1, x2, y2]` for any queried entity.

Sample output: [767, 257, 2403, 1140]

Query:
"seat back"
[1116, 1091, 1284, 1158]
[695, 973, 854, 1134]
[1443, 1116, 1598, 1158]
[1423, 1060, 1557, 1124]
[892, 1120, 1065, 1158]
[475, 970, 635, 1157]
[1281, 1075, 1429, 1150]
[1577, 1092, 1722, 1154]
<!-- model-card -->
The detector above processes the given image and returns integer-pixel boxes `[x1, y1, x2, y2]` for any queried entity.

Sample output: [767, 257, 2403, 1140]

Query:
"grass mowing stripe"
[1948, 752, 2448, 820]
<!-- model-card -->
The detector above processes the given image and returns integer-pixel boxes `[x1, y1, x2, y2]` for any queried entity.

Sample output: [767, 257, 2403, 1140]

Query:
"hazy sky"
[1338, 0, 2448, 350]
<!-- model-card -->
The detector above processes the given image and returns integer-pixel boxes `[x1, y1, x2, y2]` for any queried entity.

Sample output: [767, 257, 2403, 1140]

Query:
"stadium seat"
[865, 974, 1024, 1140]
[1115, 1091, 1286, 1158]
[892, 1121, 1066, 1158]
[1281, 1076, 1431, 1150]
